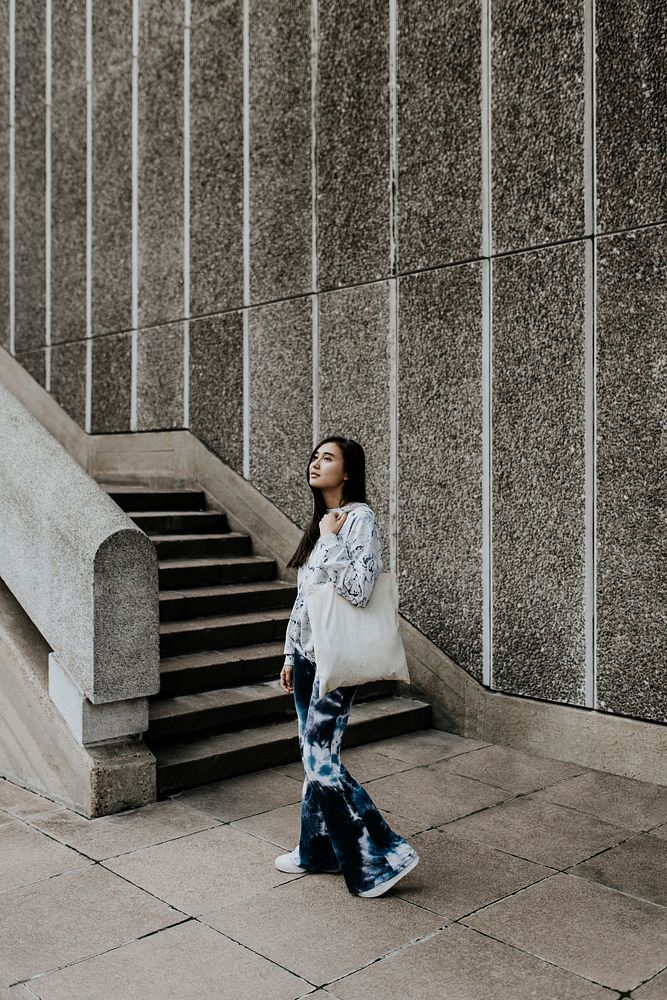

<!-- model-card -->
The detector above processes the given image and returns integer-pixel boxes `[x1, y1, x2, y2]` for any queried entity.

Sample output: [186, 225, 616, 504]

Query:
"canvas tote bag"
[304, 570, 410, 696]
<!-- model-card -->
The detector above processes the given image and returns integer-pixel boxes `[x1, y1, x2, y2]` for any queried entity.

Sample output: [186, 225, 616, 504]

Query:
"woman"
[276, 434, 420, 897]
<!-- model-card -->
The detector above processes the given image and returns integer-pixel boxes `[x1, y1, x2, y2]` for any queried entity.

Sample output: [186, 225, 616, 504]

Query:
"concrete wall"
[0, 1, 664, 726]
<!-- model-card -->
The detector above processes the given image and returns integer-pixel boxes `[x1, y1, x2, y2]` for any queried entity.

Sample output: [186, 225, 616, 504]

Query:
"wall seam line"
[311, 0, 320, 445]
[183, 0, 191, 430]
[584, 0, 597, 708]
[389, 0, 399, 573]
[85, 0, 94, 432]
[129, 0, 139, 434]
[481, 0, 493, 689]
[242, 0, 250, 479]
[8, 0, 14, 356]
[45, 0, 52, 390]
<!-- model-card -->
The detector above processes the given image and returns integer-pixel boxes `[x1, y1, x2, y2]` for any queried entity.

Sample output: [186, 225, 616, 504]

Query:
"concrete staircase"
[99, 483, 432, 795]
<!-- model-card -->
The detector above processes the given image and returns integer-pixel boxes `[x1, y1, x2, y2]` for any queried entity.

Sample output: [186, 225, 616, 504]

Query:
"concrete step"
[158, 554, 278, 589]
[159, 608, 291, 657]
[149, 531, 252, 560]
[151, 694, 433, 794]
[127, 509, 230, 534]
[100, 485, 207, 512]
[159, 581, 297, 622]
[147, 678, 398, 740]
[158, 642, 287, 696]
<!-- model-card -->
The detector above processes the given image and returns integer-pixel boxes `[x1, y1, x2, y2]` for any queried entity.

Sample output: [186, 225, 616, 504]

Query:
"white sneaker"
[274, 849, 341, 875]
[355, 852, 420, 897]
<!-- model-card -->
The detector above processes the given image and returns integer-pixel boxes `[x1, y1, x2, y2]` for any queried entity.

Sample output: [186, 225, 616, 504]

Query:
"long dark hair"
[286, 435, 368, 569]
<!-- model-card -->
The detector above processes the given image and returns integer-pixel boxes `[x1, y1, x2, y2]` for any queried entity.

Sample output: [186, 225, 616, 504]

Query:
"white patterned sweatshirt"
[282, 501, 384, 666]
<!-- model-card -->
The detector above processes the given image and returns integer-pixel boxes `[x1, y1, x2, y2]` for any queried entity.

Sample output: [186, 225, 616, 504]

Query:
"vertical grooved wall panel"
[189, 1, 243, 315]
[596, 0, 667, 232]
[317, 0, 389, 289]
[249, 0, 311, 303]
[92, 2, 133, 337]
[492, 242, 587, 701]
[0, 0, 8, 349]
[51, 0, 86, 346]
[318, 283, 391, 534]
[398, 264, 484, 681]
[138, 0, 183, 328]
[249, 296, 313, 525]
[14, 0, 45, 353]
[397, 0, 482, 271]
[596, 225, 667, 723]
[491, 0, 586, 251]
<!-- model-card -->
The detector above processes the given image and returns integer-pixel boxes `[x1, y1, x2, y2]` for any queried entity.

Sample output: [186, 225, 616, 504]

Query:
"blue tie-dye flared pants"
[290, 646, 419, 895]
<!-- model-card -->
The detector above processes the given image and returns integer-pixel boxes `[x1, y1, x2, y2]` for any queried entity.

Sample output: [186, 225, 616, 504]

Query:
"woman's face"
[308, 441, 345, 492]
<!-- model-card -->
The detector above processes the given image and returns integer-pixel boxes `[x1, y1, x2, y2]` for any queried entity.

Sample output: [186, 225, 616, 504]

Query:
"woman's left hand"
[319, 510, 348, 537]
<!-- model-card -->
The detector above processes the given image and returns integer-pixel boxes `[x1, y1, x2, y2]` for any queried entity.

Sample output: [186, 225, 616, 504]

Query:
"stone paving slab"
[0, 865, 180, 981]
[323, 921, 618, 1000]
[440, 791, 634, 868]
[0, 813, 93, 891]
[102, 824, 302, 916]
[632, 968, 667, 999]
[0, 778, 64, 819]
[567, 831, 667, 907]
[353, 728, 492, 765]
[1, 728, 665, 997]
[390, 827, 556, 918]
[362, 763, 513, 826]
[461, 871, 667, 994]
[26, 800, 222, 861]
[0, 986, 33, 1000]
[431, 741, 591, 793]
[528, 769, 667, 831]
[17, 920, 310, 1000]
[170, 768, 304, 821]
[200, 874, 444, 986]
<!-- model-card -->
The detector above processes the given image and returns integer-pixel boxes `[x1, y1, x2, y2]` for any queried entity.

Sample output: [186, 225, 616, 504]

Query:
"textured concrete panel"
[492, 242, 587, 701]
[91, 332, 132, 433]
[398, 264, 484, 682]
[51, 0, 87, 346]
[596, 1, 667, 232]
[13, 349, 46, 388]
[0, 1, 7, 133]
[491, 0, 585, 252]
[138, 1, 183, 327]
[397, 0, 482, 272]
[249, 0, 311, 303]
[596, 226, 667, 723]
[249, 296, 312, 526]
[318, 1, 389, 289]
[318, 283, 391, 535]
[190, 2, 243, 316]
[14, 0, 46, 353]
[92, 2, 133, 336]
[136, 322, 184, 431]
[0, 130, 7, 352]
[189, 311, 243, 474]
[0, 1, 8, 350]
[50, 339, 87, 427]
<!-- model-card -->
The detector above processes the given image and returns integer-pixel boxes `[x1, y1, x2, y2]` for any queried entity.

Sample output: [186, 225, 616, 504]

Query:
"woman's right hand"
[279, 662, 294, 694]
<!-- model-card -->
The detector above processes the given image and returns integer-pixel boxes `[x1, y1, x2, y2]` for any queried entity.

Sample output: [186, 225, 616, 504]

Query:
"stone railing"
[0, 382, 160, 745]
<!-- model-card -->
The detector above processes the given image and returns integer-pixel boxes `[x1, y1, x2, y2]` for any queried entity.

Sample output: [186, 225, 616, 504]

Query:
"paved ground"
[1, 728, 666, 999]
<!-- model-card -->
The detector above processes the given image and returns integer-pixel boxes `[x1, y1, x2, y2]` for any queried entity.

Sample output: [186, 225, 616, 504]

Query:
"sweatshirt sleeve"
[283, 575, 303, 665]
[318, 509, 383, 607]
[283, 619, 296, 666]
